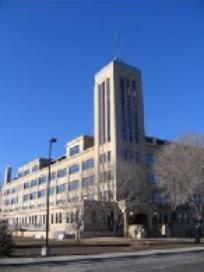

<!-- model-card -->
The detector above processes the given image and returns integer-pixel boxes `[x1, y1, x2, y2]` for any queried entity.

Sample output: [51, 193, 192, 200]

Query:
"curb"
[0, 247, 204, 267]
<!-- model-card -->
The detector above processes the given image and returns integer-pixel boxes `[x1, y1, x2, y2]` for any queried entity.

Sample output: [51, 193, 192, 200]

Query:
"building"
[0, 59, 194, 238]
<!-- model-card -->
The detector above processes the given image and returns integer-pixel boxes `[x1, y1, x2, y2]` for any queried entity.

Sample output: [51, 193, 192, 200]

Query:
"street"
[1, 252, 204, 272]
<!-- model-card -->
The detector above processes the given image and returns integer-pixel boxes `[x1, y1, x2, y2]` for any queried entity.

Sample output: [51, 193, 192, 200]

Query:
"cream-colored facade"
[1, 59, 195, 238]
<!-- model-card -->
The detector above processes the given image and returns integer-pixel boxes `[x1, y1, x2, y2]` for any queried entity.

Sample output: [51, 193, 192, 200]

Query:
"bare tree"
[95, 159, 151, 236]
[154, 133, 204, 243]
[116, 160, 150, 203]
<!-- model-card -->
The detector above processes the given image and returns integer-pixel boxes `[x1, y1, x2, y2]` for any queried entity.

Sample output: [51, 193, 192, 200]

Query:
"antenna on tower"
[114, 31, 120, 60]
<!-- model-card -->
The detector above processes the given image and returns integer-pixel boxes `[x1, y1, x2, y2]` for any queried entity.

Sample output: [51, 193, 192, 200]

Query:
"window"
[69, 164, 79, 174]
[11, 187, 16, 194]
[31, 179, 38, 187]
[91, 210, 97, 224]
[69, 180, 79, 191]
[133, 152, 139, 162]
[145, 154, 155, 165]
[83, 193, 95, 200]
[4, 199, 10, 206]
[184, 213, 190, 224]
[55, 212, 62, 223]
[30, 192, 37, 200]
[82, 159, 94, 170]
[82, 175, 94, 187]
[50, 172, 56, 181]
[31, 165, 38, 172]
[51, 214, 54, 224]
[24, 182, 29, 189]
[69, 196, 79, 203]
[66, 213, 69, 223]
[70, 212, 74, 223]
[121, 150, 128, 161]
[11, 198, 16, 205]
[57, 168, 67, 178]
[146, 173, 155, 183]
[107, 151, 111, 162]
[24, 169, 30, 176]
[18, 172, 22, 178]
[56, 183, 66, 194]
[56, 199, 65, 205]
[152, 192, 161, 204]
[6, 189, 10, 195]
[101, 170, 112, 182]
[49, 187, 55, 195]
[38, 175, 46, 185]
[99, 153, 106, 164]
[121, 150, 139, 162]
[59, 213, 62, 223]
[19, 169, 30, 178]
[38, 189, 46, 198]
[69, 145, 80, 156]
[23, 194, 29, 202]
[177, 214, 183, 224]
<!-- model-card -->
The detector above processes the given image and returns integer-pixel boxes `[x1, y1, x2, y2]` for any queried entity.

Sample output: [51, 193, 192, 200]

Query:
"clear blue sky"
[0, 0, 204, 181]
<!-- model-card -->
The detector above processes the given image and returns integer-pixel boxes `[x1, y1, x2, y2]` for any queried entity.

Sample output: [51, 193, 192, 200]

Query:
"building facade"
[0, 59, 194, 238]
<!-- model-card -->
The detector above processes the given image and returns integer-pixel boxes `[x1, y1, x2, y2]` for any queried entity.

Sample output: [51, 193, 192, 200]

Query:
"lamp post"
[41, 137, 57, 257]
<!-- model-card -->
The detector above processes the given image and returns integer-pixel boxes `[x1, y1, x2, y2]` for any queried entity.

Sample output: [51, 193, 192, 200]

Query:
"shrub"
[0, 221, 14, 256]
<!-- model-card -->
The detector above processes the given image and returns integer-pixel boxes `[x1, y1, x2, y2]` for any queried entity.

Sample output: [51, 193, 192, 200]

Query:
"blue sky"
[0, 0, 204, 180]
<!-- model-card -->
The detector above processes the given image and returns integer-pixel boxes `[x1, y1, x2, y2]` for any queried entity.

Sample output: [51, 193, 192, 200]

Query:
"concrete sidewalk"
[0, 246, 204, 267]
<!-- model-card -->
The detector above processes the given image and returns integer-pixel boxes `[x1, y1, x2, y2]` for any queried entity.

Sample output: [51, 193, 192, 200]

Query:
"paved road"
[1, 252, 204, 272]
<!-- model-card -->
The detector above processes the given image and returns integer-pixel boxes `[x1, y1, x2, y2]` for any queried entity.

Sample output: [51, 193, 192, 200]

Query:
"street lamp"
[41, 137, 57, 257]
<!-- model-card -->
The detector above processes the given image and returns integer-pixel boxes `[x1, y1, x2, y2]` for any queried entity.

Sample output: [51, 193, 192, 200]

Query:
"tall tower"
[94, 59, 145, 201]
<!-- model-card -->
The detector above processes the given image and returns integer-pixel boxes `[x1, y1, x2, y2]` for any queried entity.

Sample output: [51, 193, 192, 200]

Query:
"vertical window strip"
[132, 80, 138, 142]
[98, 84, 102, 145]
[125, 78, 133, 142]
[106, 78, 111, 142]
[102, 81, 106, 144]
[120, 77, 127, 141]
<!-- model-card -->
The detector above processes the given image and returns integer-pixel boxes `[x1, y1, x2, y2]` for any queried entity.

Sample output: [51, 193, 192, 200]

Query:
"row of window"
[5, 177, 95, 205]
[22, 177, 95, 202]
[18, 164, 39, 178]
[20, 159, 94, 191]
[4, 187, 16, 196]
[25, 175, 47, 189]
[10, 210, 81, 227]
[6, 192, 96, 207]
[152, 212, 191, 225]
[18, 169, 30, 178]
[9, 211, 192, 231]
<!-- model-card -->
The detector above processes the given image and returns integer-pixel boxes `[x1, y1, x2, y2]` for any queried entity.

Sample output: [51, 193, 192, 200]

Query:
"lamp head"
[50, 137, 57, 143]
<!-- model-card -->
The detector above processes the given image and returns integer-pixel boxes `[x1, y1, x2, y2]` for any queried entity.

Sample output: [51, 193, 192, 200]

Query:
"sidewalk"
[1, 246, 204, 267]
